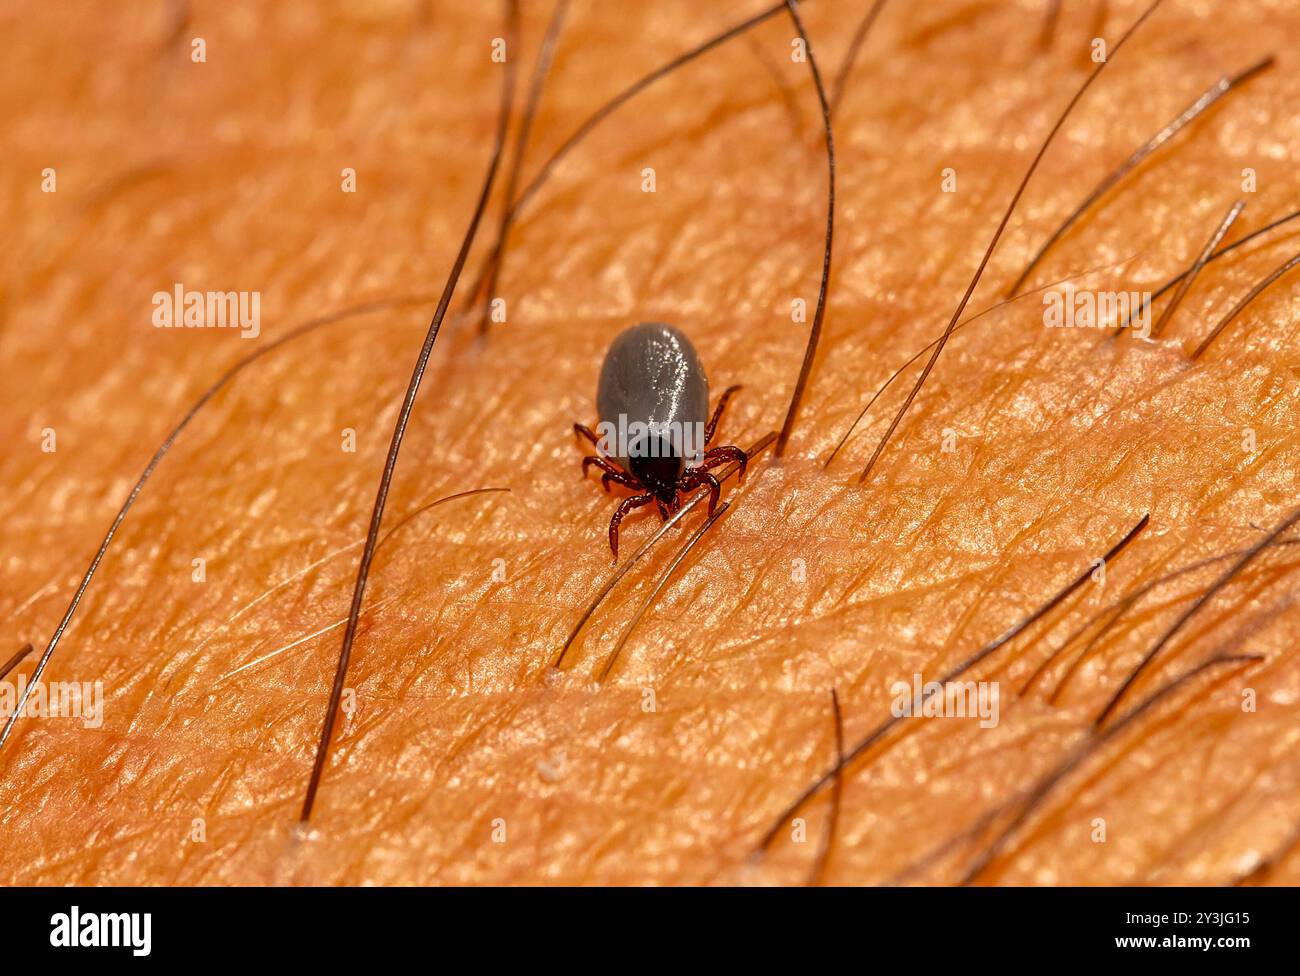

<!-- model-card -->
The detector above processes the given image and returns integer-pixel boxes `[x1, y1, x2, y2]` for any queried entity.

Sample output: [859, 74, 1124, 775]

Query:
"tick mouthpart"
[628, 434, 685, 491]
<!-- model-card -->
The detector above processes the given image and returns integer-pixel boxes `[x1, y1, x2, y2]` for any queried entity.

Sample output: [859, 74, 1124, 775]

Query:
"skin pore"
[3, 0, 1300, 884]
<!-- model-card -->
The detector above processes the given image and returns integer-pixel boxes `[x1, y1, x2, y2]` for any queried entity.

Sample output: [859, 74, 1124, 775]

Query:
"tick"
[574, 322, 747, 560]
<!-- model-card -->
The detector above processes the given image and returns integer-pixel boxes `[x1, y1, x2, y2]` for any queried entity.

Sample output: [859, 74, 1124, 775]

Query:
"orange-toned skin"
[2, 0, 1300, 885]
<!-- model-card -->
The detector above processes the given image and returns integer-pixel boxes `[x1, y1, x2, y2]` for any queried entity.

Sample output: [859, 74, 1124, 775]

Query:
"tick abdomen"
[596, 322, 710, 470]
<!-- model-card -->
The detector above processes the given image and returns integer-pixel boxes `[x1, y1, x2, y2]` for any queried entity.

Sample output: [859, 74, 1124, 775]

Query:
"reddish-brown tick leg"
[601, 470, 640, 493]
[573, 423, 601, 447]
[704, 385, 742, 446]
[699, 445, 747, 482]
[582, 455, 637, 489]
[608, 493, 658, 561]
[679, 469, 722, 516]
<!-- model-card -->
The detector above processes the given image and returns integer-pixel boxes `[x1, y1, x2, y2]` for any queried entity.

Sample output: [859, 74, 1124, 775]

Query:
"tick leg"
[582, 455, 638, 492]
[601, 470, 640, 493]
[699, 444, 748, 482]
[704, 385, 742, 445]
[608, 492, 658, 561]
[680, 469, 722, 516]
[573, 423, 601, 447]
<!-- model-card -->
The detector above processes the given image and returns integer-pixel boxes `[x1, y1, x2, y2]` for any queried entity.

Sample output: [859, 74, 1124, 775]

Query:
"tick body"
[574, 322, 747, 560]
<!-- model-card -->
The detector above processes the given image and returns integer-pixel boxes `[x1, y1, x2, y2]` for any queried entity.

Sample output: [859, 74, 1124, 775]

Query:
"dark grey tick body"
[574, 322, 747, 560]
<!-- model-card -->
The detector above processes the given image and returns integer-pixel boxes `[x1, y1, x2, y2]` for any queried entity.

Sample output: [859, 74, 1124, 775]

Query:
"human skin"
[3, 0, 1300, 885]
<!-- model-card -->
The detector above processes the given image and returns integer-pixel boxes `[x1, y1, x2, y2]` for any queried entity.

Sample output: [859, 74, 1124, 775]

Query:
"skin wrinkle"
[1149, 745, 1276, 880]
[1060, 603, 1294, 862]
[1035, 544, 1280, 698]
[4, 0, 1300, 884]
[1120, 561, 1300, 693]
[924, 663, 1245, 885]
[996, 693, 1210, 880]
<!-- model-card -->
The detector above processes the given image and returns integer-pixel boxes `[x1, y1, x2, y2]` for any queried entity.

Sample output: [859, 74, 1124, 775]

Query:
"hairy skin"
[3, 0, 1300, 885]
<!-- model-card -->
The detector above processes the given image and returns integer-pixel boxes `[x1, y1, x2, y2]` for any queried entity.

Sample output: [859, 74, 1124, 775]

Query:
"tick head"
[628, 432, 685, 498]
